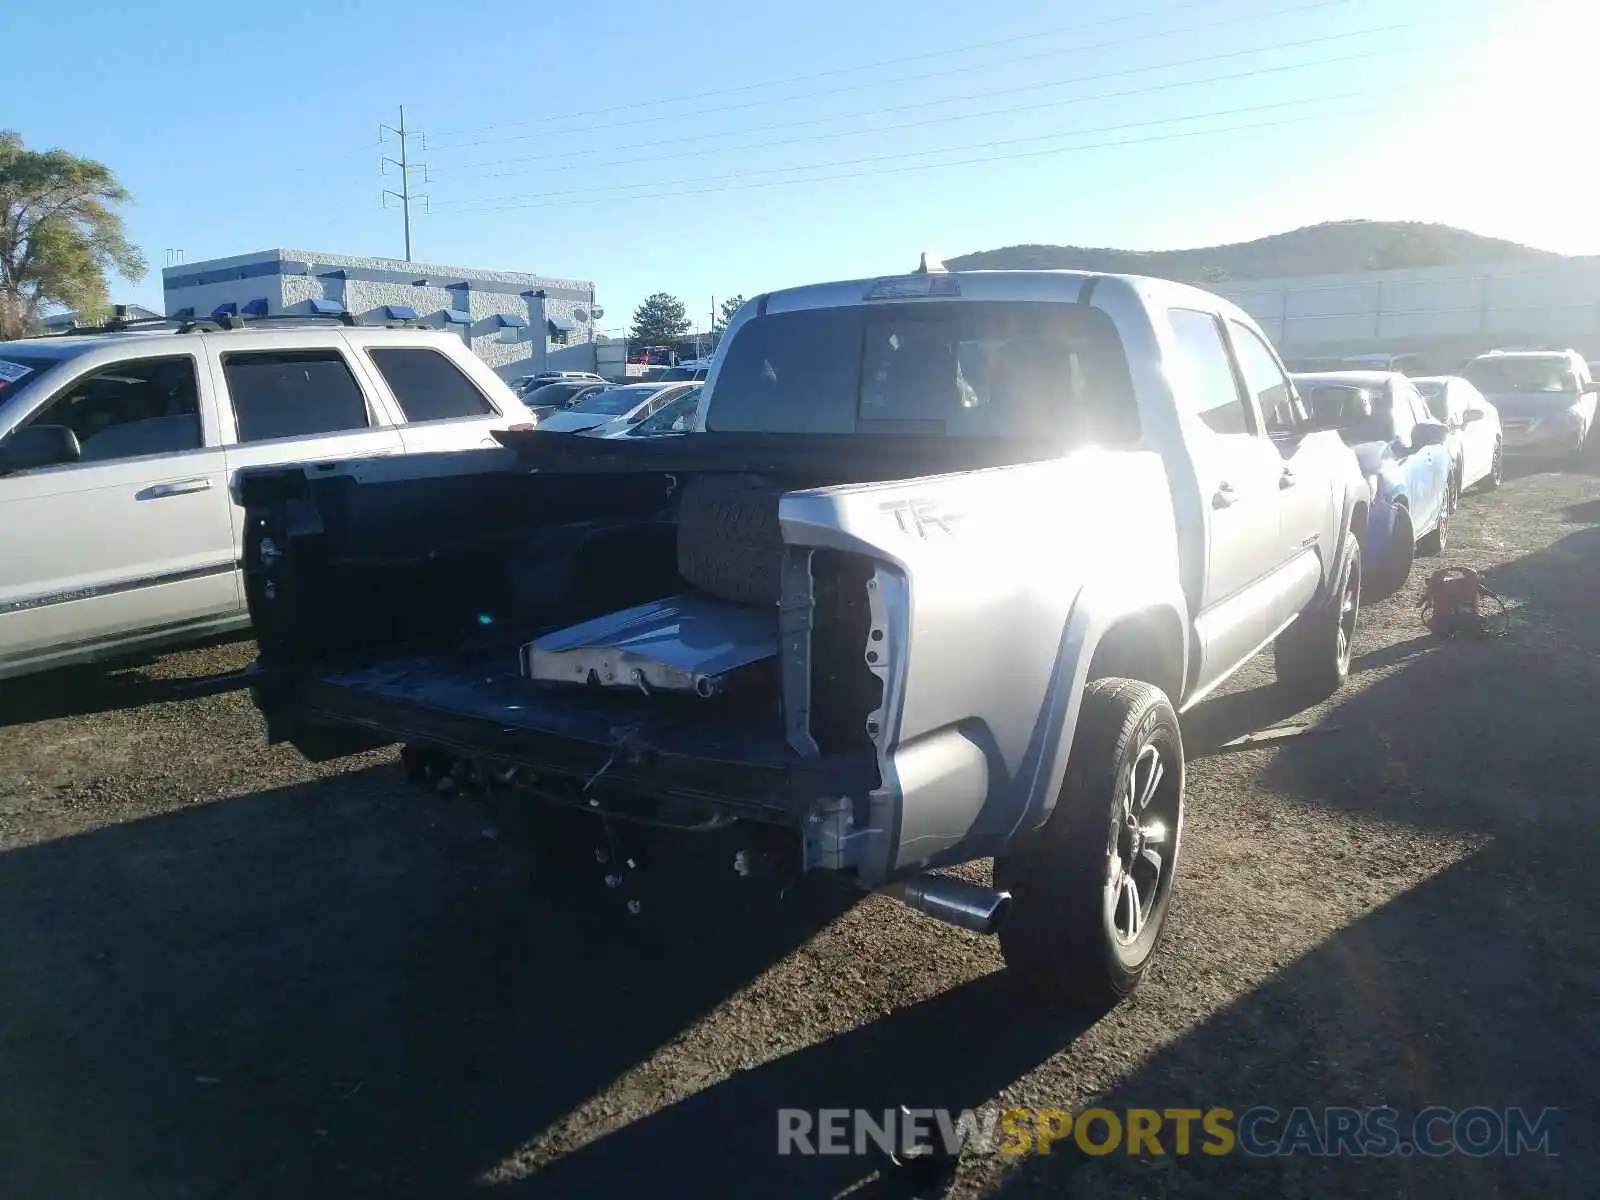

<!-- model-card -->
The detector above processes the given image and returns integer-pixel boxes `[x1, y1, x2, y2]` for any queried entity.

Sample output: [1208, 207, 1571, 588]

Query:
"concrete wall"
[162, 249, 598, 378]
[488, 342, 599, 381]
[595, 338, 628, 381]
[1216, 257, 1600, 358]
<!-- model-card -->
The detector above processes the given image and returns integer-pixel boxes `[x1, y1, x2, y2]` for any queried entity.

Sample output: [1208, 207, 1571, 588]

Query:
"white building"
[161, 250, 599, 378]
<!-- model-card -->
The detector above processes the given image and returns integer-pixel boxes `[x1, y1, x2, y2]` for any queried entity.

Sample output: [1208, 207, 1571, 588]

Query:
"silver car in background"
[538, 381, 698, 435]
[589, 383, 702, 438]
[1458, 350, 1597, 457]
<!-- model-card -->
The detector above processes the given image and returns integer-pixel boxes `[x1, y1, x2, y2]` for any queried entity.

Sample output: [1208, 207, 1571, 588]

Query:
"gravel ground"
[1, 458, 1597, 1200]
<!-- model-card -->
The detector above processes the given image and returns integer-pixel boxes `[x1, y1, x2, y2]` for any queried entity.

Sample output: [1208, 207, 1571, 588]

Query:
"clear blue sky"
[3, 0, 1582, 334]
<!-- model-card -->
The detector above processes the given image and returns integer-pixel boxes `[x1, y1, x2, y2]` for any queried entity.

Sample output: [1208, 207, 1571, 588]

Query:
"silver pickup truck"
[242, 267, 1369, 1010]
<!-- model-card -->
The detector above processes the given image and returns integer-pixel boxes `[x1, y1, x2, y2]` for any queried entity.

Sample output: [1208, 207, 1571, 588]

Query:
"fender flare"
[1334, 478, 1368, 588]
[1007, 582, 1191, 842]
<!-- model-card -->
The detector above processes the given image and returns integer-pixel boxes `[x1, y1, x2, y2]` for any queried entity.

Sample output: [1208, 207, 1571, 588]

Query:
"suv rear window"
[222, 349, 372, 443]
[368, 347, 496, 422]
[706, 301, 1138, 442]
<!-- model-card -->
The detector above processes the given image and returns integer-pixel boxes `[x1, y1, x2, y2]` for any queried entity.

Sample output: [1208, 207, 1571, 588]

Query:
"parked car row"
[1292, 370, 1465, 591]
[1287, 346, 1596, 593]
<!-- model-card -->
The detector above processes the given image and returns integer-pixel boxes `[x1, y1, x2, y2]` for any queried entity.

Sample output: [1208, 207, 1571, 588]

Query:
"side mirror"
[1462, 408, 1485, 424]
[0, 424, 82, 475]
[1411, 421, 1450, 448]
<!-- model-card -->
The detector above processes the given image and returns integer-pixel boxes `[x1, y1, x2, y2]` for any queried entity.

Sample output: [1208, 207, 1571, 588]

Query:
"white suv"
[0, 319, 533, 679]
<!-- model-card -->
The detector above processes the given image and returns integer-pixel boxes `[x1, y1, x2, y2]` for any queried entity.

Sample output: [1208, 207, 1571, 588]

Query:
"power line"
[426, 81, 1460, 217]
[425, 0, 1242, 141]
[430, 87, 1392, 210]
[429, 46, 1391, 187]
[428, 15, 1413, 186]
[427, 0, 1362, 151]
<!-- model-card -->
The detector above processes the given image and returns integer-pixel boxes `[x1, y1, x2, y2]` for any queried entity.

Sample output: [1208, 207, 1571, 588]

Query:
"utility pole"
[380, 106, 428, 261]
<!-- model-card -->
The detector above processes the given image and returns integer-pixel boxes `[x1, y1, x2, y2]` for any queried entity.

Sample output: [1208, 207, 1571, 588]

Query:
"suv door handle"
[1212, 481, 1237, 509]
[143, 478, 213, 499]
[1279, 469, 1298, 489]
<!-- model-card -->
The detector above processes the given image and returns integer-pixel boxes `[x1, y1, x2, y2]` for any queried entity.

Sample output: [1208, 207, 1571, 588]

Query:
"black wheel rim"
[1492, 445, 1503, 483]
[1107, 742, 1178, 946]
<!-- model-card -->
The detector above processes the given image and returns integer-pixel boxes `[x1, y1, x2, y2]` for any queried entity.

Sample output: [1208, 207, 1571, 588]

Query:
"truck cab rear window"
[706, 301, 1137, 442]
[221, 350, 372, 443]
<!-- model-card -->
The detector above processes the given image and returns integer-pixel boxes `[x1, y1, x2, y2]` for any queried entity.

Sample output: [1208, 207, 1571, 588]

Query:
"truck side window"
[368, 348, 496, 422]
[1168, 308, 1252, 436]
[1228, 321, 1301, 435]
[222, 350, 373, 443]
[21, 355, 203, 464]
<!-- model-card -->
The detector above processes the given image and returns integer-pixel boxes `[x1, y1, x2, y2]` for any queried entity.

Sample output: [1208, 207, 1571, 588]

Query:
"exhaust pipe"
[882, 875, 1013, 936]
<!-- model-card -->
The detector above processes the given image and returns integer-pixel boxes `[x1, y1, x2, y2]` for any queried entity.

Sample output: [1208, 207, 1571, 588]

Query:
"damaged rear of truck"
[244, 268, 1365, 1008]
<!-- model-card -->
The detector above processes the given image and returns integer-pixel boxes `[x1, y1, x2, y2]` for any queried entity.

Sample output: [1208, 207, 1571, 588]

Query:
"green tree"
[712, 294, 746, 333]
[0, 130, 146, 339]
[630, 292, 691, 344]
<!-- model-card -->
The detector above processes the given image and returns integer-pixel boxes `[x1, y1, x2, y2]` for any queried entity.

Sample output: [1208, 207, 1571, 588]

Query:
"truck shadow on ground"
[983, 522, 1600, 1197]
[0, 634, 253, 728]
[0, 767, 866, 1199]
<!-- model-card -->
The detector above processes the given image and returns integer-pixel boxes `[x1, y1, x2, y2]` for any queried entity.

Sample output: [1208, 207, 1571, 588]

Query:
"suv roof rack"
[45, 305, 431, 337]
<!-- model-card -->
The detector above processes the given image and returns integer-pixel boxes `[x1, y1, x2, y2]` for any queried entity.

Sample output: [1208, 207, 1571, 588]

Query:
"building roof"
[161, 248, 592, 294]
[40, 303, 163, 330]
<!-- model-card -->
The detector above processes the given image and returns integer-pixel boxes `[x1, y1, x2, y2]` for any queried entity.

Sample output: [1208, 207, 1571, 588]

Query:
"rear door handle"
[1212, 481, 1237, 509]
[143, 478, 213, 499]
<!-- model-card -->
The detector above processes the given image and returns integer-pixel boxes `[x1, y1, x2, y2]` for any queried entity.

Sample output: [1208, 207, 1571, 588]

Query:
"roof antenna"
[914, 252, 947, 275]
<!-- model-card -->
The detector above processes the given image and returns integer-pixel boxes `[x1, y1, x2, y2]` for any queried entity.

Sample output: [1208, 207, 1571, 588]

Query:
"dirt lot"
[1, 459, 1597, 1200]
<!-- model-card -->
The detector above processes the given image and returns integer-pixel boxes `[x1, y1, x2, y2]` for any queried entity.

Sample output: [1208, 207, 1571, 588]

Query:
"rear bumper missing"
[268, 670, 878, 828]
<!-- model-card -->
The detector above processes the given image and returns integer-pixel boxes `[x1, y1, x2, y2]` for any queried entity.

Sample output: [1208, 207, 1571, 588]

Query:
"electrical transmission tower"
[379, 106, 429, 261]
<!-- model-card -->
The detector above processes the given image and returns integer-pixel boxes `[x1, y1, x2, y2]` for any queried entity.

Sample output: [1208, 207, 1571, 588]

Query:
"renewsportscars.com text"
[777, 1105, 1561, 1159]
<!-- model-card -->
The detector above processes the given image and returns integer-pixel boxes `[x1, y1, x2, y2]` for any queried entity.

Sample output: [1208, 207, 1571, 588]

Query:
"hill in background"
[944, 220, 1564, 283]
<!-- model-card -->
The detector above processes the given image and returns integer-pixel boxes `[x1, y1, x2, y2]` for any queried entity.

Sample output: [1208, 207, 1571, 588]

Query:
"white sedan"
[532, 381, 694, 435]
[1414, 375, 1503, 493]
[593, 384, 702, 438]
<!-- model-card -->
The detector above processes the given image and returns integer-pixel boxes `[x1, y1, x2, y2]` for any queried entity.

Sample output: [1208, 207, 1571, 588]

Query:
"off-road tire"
[995, 678, 1184, 1012]
[1273, 530, 1361, 699]
[675, 474, 786, 606]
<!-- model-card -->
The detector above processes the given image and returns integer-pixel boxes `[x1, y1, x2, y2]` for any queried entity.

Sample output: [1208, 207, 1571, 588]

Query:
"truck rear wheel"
[1273, 530, 1361, 698]
[675, 474, 785, 606]
[995, 678, 1184, 1011]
